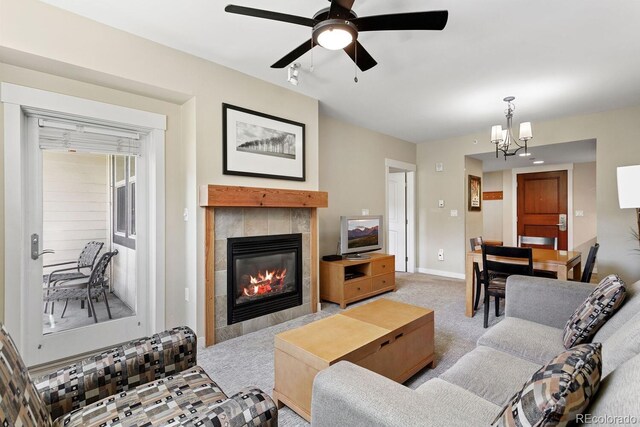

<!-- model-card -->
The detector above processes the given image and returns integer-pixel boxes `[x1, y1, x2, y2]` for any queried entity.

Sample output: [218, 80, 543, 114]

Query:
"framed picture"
[223, 103, 305, 181]
[468, 175, 481, 211]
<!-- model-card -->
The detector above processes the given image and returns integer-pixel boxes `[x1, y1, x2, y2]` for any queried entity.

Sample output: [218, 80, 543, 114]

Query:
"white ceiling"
[39, 0, 640, 143]
[470, 139, 596, 172]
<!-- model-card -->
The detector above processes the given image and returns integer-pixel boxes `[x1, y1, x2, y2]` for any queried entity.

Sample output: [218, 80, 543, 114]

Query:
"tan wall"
[417, 107, 640, 283]
[482, 171, 503, 241]
[0, 0, 320, 336]
[318, 114, 416, 257]
[573, 162, 598, 256]
[464, 157, 483, 251]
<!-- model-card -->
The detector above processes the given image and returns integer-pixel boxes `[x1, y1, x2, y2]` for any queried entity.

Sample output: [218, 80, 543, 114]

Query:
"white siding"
[112, 244, 136, 311]
[42, 151, 109, 269]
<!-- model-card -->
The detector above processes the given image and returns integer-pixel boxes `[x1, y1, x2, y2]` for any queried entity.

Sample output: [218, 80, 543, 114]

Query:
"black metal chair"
[43, 250, 118, 323]
[481, 245, 533, 328]
[581, 243, 600, 283]
[469, 237, 484, 311]
[43, 241, 104, 314]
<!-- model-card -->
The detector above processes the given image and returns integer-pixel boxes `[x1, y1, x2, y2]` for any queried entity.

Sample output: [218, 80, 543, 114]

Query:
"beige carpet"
[197, 273, 503, 426]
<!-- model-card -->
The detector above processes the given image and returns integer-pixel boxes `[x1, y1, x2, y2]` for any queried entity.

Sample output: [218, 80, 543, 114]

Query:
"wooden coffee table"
[273, 299, 435, 421]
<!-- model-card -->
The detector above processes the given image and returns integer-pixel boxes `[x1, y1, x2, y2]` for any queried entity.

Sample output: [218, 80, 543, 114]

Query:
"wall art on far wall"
[223, 103, 305, 181]
[468, 174, 482, 211]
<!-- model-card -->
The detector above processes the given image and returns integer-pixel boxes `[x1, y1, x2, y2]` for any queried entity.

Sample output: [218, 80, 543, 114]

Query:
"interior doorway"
[385, 159, 416, 273]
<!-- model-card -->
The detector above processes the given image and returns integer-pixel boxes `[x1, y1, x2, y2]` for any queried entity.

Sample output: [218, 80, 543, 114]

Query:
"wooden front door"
[517, 170, 568, 250]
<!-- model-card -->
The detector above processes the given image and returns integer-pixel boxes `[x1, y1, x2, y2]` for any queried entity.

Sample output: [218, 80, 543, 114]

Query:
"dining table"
[465, 248, 582, 317]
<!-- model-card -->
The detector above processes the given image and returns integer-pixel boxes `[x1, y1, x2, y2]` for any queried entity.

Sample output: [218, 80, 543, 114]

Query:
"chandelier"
[490, 96, 533, 160]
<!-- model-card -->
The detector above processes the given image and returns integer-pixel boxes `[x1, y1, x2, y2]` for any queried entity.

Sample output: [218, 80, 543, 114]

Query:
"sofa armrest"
[34, 326, 197, 420]
[505, 275, 594, 329]
[201, 387, 278, 426]
[312, 361, 459, 427]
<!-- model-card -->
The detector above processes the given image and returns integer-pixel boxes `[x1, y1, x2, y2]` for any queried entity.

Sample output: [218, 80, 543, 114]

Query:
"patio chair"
[43, 250, 118, 323]
[43, 241, 104, 313]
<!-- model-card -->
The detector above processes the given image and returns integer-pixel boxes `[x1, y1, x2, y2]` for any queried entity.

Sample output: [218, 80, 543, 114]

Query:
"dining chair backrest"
[481, 244, 534, 281]
[517, 235, 558, 250]
[469, 236, 484, 251]
[581, 243, 600, 283]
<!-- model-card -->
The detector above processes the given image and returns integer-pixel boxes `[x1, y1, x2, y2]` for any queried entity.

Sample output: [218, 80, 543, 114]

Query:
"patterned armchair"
[0, 325, 277, 427]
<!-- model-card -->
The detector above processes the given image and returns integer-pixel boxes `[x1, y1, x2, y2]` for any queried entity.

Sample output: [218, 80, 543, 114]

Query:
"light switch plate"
[450, 210, 458, 217]
[362, 209, 369, 215]
[575, 210, 584, 217]
[438, 200, 445, 208]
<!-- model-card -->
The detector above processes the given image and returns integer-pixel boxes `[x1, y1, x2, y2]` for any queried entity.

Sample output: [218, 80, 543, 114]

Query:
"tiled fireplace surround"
[201, 185, 328, 345]
[214, 207, 312, 342]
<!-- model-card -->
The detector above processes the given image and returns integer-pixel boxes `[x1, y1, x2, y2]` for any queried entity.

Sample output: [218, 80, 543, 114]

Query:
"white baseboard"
[417, 268, 465, 280]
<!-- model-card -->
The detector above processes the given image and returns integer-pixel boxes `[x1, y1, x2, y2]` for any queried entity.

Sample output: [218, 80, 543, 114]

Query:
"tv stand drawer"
[371, 257, 393, 276]
[372, 272, 395, 292]
[344, 279, 372, 300]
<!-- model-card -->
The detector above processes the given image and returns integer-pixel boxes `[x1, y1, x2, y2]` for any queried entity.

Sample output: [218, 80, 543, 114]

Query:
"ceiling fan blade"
[352, 10, 448, 32]
[225, 5, 317, 27]
[271, 39, 315, 68]
[343, 41, 377, 72]
[328, 0, 355, 19]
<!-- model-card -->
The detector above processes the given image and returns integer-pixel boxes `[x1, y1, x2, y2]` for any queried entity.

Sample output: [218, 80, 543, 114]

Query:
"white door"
[388, 172, 407, 272]
[22, 116, 148, 366]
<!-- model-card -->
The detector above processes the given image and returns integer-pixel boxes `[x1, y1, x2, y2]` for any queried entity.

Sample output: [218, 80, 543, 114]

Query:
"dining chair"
[43, 241, 104, 314]
[43, 250, 118, 323]
[481, 244, 533, 328]
[581, 243, 600, 283]
[469, 237, 484, 311]
[517, 235, 558, 250]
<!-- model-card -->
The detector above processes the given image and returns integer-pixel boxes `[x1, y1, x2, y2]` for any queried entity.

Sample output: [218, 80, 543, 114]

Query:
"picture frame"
[223, 103, 305, 181]
[468, 175, 482, 211]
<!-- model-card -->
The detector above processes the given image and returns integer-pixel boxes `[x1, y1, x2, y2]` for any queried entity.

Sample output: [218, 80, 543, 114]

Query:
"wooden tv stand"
[320, 253, 395, 308]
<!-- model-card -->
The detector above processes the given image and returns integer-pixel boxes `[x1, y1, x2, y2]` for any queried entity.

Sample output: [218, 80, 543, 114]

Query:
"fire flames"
[243, 268, 287, 297]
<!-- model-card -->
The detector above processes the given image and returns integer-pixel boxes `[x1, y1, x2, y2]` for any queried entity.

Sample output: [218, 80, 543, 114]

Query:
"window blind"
[38, 119, 142, 156]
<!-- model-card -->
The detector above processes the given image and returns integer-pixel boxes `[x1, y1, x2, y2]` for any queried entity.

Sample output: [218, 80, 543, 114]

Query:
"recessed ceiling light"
[519, 152, 532, 157]
[533, 160, 545, 164]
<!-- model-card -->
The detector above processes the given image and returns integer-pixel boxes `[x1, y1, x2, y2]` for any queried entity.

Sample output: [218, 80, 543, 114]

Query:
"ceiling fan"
[225, 0, 448, 72]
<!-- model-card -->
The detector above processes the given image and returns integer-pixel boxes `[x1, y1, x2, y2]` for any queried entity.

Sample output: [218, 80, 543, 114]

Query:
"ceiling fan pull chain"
[354, 42, 359, 83]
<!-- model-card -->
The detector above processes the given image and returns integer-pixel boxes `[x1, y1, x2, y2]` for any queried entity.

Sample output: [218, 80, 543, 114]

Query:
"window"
[113, 155, 136, 248]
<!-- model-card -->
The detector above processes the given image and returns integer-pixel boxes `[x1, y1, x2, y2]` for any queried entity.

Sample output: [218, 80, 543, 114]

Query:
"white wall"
[42, 151, 108, 267]
[417, 107, 640, 283]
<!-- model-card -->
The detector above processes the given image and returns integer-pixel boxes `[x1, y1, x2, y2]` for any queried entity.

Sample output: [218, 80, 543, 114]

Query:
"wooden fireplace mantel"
[199, 185, 328, 208]
[201, 185, 328, 346]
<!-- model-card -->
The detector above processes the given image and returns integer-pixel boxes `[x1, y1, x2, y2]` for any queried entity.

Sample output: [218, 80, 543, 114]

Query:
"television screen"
[347, 219, 380, 249]
[339, 215, 383, 257]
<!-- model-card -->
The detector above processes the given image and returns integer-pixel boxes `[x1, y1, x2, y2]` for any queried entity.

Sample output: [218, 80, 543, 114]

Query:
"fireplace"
[227, 233, 303, 325]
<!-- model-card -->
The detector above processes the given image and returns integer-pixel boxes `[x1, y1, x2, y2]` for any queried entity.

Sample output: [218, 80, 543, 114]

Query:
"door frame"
[511, 163, 574, 250]
[1, 82, 166, 358]
[384, 159, 416, 273]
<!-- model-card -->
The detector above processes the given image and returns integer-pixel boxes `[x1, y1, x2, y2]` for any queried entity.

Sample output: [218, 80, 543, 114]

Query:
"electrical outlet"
[183, 208, 189, 222]
[438, 200, 445, 208]
[362, 209, 369, 215]
[438, 249, 444, 261]
[184, 287, 189, 302]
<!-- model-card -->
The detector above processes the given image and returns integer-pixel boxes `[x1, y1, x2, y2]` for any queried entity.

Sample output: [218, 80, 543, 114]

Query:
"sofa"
[0, 325, 277, 426]
[311, 276, 640, 426]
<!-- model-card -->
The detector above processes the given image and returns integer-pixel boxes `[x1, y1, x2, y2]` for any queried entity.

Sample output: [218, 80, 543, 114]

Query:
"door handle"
[557, 214, 567, 232]
[31, 233, 55, 260]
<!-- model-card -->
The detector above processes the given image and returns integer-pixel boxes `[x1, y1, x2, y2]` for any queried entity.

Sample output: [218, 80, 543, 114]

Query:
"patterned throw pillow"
[492, 343, 602, 427]
[563, 274, 626, 348]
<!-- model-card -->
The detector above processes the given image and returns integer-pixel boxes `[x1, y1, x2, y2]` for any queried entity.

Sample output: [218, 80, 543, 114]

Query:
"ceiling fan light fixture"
[313, 19, 358, 50]
[317, 27, 353, 50]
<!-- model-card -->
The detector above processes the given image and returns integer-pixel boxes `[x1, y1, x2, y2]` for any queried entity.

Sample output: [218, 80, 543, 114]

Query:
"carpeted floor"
[197, 273, 503, 426]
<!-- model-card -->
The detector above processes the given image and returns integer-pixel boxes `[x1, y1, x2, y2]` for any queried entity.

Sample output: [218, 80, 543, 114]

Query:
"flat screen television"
[340, 215, 384, 259]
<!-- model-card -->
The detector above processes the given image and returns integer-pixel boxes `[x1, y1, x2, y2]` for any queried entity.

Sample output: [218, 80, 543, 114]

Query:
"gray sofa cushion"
[601, 311, 640, 377]
[593, 279, 640, 343]
[477, 317, 565, 365]
[585, 352, 640, 424]
[311, 361, 501, 427]
[439, 346, 539, 406]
